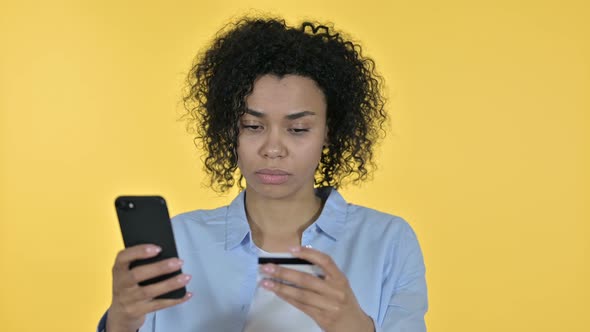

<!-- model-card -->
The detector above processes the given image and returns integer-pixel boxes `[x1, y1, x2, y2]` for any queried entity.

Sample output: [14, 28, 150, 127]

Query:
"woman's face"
[237, 74, 328, 200]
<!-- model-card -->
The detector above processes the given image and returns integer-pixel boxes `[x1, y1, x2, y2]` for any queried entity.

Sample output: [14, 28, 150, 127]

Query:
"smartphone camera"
[116, 199, 135, 210]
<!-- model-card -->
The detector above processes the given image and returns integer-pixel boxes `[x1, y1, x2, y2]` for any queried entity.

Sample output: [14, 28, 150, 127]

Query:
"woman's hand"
[259, 246, 375, 332]
[106, 244, 192, 332]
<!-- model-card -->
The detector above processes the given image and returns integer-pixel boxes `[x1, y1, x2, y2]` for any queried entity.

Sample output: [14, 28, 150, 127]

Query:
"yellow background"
[1, 0, 588, 331]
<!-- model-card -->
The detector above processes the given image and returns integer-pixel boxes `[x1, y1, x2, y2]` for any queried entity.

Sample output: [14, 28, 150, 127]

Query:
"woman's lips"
[255, 169, 290, 185]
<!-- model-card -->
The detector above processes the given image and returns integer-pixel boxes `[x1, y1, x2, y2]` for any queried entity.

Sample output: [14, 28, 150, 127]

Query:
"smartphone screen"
[115, 195, 186, 299]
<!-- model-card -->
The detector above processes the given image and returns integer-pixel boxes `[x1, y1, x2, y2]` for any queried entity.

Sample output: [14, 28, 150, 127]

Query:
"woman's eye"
[290, 128, 309, 134]
[241, 125, 263, 131]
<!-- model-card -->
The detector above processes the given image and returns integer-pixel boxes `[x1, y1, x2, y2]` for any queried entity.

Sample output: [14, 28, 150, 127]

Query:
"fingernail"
[186, 292, 193, 298]
[289, 246, 301, 253]
[262, 279, 275, 289]
[169, 259, 183, 268]
[178, 275, 191, 283]
[147, 246, 161, 253]
[262, 265, 275, 273]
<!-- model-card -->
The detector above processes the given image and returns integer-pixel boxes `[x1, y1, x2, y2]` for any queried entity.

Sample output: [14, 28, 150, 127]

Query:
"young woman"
[99, 17, 427, 332]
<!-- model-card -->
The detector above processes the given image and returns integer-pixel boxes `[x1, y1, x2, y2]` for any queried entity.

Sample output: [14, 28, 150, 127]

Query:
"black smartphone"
[114, 195, 186, 299]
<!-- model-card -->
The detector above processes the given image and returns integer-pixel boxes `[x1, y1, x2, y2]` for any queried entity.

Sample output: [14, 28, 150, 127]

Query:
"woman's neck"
[244, 187, 323, 251]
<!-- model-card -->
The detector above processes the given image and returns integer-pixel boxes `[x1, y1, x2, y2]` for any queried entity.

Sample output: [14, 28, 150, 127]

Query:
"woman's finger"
[123, 258, 184, 287]
[127, 273, 192, 302]
[261, 278, 340, 312]
[120, 290, 194, 319]
[113, 245, 162, 272]
[289, 246, 345, 282]
[261, 263, 339, 298]
[145, 292, 194, 313]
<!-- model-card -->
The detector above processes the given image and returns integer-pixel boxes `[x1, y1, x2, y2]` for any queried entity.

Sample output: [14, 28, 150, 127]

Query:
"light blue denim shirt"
[98, 187, 428, 331]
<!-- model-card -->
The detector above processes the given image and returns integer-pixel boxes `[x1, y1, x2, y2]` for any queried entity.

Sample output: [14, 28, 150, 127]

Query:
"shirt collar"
[313, 187, 348, 241]
[225, 190, 250, 250]
[224, 187, 349, 250]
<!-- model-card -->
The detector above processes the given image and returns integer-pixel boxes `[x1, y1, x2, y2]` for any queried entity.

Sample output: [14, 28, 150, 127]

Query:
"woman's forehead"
[244, 74, 327, 117]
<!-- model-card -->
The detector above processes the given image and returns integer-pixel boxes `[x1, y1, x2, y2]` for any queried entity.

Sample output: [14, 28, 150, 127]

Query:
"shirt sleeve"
[375, 222, 428, 332]
[96, 310, 151, 332]
[97, 311, 107, 332]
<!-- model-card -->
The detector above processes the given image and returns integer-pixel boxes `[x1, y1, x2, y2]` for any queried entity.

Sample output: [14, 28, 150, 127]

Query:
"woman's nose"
[261, 131, 286, 159]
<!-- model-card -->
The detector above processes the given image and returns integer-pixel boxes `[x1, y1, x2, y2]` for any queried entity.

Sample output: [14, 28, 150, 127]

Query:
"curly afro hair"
[182, 17, 387, 192]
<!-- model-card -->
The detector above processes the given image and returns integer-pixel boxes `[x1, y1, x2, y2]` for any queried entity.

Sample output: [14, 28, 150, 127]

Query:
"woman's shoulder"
[171, 206, 234, 238]
[167, 205, 232, 250]
[347, 203, 414, 233]
[171, 205, 229, 225]
[347, 202, 406, 224]
[170, 191, 246, 229]
[320, 188, 416, 238]
[323, 188, 419, 244]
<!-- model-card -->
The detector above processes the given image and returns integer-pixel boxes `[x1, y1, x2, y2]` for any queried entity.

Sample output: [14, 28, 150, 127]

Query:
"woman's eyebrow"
[285, 111, 316, 120]
[245, 108, 265, 118]
[244, 108, 316, 120]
